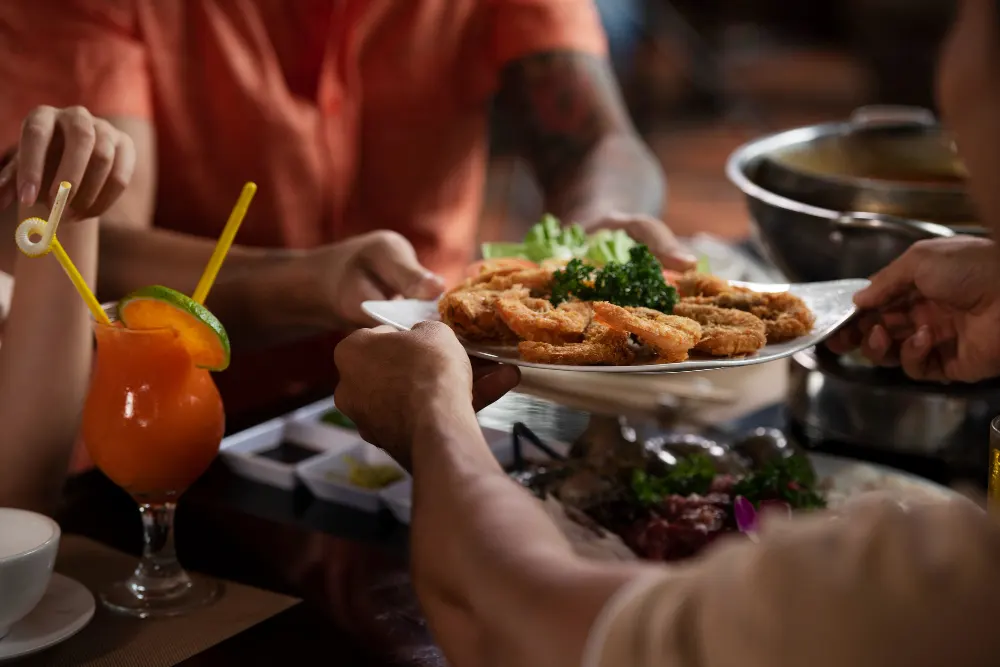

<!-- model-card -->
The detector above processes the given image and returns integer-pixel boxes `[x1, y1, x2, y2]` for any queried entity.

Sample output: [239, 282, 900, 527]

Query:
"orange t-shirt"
[0, 0, 606, 284]
[0, 0, 606, 467]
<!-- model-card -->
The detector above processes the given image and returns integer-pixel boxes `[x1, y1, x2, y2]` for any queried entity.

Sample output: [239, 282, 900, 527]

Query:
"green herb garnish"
[550, 245, 678, 312]
[321, 409, 356, 430]
[731, 455, 825, 510]
[630, 454, 717, 506]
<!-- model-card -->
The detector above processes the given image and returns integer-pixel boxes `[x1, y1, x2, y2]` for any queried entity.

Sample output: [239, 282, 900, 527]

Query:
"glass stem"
[128, 502, 192, 600]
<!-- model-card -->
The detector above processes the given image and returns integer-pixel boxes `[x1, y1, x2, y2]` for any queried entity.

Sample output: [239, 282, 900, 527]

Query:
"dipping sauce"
[256, 442, 320, 465]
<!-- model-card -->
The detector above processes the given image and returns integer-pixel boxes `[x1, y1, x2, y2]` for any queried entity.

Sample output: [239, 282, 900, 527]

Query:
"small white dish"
[362, 279, 868, 373]
[219, 418, 338, 490]
[379, 479, 413, 524]
[0, 509, 61, 639]
[297, 443, 408, 512]
[283, 397, 337, 423]
[282, 398, 363, 452]
[0, 573, 95, 662]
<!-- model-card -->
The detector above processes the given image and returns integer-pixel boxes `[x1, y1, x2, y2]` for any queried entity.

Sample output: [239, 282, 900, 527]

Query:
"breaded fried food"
[676, 272, 748, 298]
[495, 296, 592, 345]
[671, 302, 767, 357]
[519, 321, 634, 366]
[684, 291, 814, 342]
[438, 287, 527, 343]
[592, 302, 702, 363]
[475, 268, 554, 296]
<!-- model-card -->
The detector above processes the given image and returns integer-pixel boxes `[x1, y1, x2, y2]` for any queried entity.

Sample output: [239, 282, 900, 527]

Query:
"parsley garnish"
[550, 245, 678, 313]
[630, 454, 717, 506]
[731, 455, 826, 510]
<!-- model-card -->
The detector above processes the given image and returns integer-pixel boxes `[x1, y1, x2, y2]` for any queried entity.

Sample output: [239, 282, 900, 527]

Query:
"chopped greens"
[550, 245, 678, 313]
[321, 409, 356, 430]
[630, 453, 825, 512]
[731, 455, 826, 510]
[481, 214, 636, 265]
[631, 454, 716, 505]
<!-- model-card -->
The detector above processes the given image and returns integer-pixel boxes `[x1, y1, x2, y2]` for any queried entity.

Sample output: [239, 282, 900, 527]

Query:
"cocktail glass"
[81, 305, 225, 617]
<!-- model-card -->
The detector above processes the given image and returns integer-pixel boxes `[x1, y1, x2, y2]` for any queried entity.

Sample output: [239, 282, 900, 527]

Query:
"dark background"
[483, 0, 956, 244]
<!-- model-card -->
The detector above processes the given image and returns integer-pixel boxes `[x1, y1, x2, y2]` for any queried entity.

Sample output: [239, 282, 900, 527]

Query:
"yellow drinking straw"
[14, 182, 111, 325]
[191, 182, 257, 304]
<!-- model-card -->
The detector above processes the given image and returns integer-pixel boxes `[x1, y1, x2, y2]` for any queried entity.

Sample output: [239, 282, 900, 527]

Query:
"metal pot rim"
[725, 123, 974, 236]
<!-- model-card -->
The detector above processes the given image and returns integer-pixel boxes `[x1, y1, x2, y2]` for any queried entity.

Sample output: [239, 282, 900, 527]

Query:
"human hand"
[827, 236, 1000, 382]
[333, 321, 520, 467]
[581, 213, 697, 272]
[304, 231, 447, 329]
[0, 105, 137, 218]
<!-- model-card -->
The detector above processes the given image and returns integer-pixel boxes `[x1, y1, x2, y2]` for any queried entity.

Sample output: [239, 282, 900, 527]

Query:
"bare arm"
[0, 210, 97, 513]
[498, 51, 665, 225]
[409, 405, 649, 667]
[411, 410, 1000, 667]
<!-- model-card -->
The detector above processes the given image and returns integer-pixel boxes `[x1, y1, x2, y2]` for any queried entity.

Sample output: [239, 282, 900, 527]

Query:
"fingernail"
[912, 327, 931, 349]
[420, 272, 446, 294]
[19, 183, 36, 206]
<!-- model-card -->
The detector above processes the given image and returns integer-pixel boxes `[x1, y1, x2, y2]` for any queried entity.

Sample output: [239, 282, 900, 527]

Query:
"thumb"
[362, 232, 445, 299]
[854, 251, 919, 310]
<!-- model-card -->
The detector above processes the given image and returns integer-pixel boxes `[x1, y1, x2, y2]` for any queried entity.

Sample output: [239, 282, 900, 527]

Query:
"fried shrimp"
[476, 268, 554, 295]
[591, 302, 702, 363]
[438, 287, 527, 342]
[684, 291, 815, 342]
[671, 302, 766, 357]
[494, 296, 592, 344]
[676, 272, 744, 298]
[519, 320, 634, 365]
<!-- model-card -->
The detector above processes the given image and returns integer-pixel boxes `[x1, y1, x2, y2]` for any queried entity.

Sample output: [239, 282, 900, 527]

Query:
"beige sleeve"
[586, 498, 1000, 667]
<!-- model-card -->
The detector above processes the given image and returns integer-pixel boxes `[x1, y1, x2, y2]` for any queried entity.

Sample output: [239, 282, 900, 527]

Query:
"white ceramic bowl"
[0, 509, 60, 639]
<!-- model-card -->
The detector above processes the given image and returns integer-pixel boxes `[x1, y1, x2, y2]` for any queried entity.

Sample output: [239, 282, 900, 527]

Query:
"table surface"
[57, 387, 960, 666]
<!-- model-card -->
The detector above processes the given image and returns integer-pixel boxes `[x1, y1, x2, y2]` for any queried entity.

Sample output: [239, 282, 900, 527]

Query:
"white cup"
[0, 509, 60, 640]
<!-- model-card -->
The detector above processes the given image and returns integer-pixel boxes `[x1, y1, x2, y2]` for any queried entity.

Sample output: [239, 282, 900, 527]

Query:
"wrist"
[411, 395, 497, 474]
[230, 249, 316, 330]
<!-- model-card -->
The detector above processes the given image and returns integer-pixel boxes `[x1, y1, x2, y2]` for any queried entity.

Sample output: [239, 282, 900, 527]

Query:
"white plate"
[0, 573, 95, 662]
[362, 279, 868, 373]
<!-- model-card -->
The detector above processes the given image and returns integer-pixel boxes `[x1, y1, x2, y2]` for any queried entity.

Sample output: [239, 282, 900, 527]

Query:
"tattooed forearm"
[497, 51, 664, 220]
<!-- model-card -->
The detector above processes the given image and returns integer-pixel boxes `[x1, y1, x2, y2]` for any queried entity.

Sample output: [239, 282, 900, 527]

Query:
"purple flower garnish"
[734, 496, 758, 537]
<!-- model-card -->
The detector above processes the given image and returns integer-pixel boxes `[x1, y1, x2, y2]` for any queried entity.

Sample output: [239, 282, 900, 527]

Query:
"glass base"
[100, 572, 221, 619]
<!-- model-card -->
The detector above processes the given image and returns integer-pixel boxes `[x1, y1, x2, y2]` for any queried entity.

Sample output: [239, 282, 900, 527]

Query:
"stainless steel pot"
[788, 347, 999, 473]
[727, 106, 986, 282]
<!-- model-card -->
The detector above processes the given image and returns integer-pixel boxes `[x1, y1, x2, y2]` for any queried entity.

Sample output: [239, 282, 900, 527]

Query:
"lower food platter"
[379, 434, 955, 554]
[362, 279, 867, 373]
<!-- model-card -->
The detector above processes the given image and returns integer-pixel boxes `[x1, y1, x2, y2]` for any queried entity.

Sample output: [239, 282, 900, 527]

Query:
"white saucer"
[0, 573, 95, 662]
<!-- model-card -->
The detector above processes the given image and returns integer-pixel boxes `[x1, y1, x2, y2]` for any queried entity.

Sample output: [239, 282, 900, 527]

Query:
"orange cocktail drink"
[16, 181, 255, 619]
[82, 321, 224, 504]
[80, 305, 228, 618]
